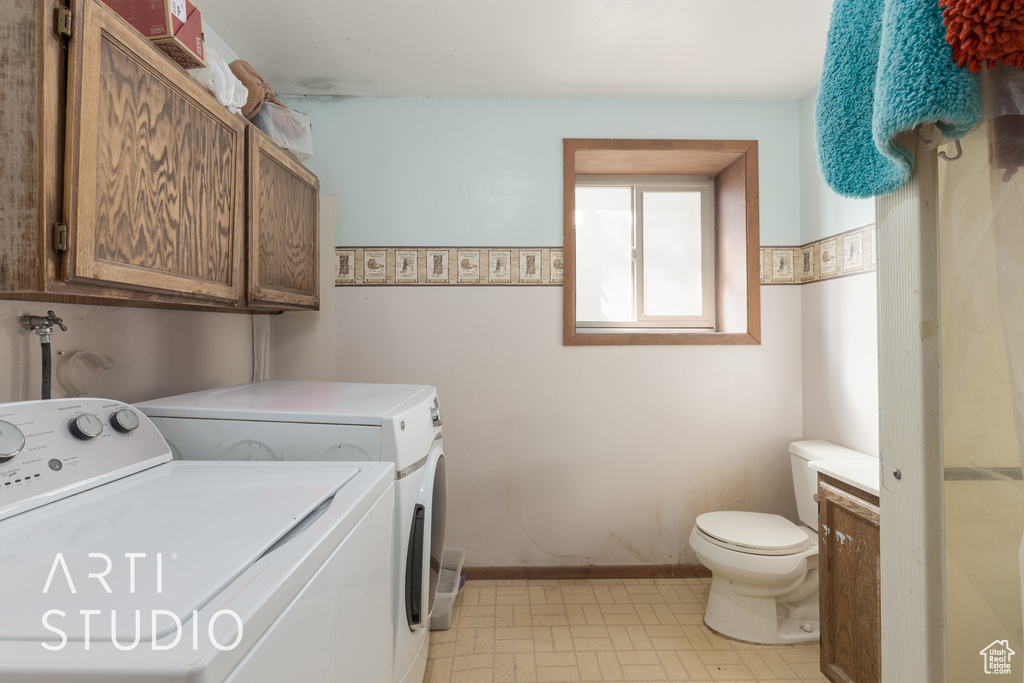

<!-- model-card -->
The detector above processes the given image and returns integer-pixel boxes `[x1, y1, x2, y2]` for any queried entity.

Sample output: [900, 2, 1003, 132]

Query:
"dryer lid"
[695, 511, 812, 553]
[136, 380, 436, 426]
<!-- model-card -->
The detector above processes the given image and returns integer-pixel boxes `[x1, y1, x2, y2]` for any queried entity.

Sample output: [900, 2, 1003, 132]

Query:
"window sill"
[564, 330, 761, 346]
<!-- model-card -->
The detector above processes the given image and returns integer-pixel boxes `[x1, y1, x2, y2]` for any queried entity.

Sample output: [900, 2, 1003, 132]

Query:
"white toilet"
[688, 440, 874, 644]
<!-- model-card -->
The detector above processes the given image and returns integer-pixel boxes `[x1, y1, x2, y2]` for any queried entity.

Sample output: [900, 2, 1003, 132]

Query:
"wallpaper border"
[760, 224, 877, 286]
[334, 224, 876, 287]
[334, 247, 563, 286]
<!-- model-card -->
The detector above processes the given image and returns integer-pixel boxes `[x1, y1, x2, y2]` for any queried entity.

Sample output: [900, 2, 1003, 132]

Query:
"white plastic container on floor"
[429, 548, 466, 630]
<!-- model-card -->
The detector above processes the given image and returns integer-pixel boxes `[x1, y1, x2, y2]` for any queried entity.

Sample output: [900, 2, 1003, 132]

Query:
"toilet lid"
[695, 511, 812, 554]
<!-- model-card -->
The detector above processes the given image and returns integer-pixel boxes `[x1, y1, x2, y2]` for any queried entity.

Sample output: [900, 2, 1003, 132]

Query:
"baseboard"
[463, 564, 712, 581]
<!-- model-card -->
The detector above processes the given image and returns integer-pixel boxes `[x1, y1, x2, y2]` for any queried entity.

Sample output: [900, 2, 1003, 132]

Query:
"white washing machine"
[137, 381, 447, 683]
[0, 397, 395, 682]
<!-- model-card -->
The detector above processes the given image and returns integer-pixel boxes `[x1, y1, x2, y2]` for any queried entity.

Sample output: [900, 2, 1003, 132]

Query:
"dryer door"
[405, 441, 447, 629]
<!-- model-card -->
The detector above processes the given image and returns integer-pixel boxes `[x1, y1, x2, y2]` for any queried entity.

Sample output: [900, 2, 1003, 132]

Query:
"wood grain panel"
[819, 477, 881, 683]
[257, 150, 317, 291]
[64, 0, 245, 303]
[0, 289, 273, 314]
[42, 0, 69, 287]
[571, 139, 750, 176]
[0, 0, 43, 291]
[575, 149, 744, 176]
[91, 37, 238, 282]
[562, 139, 577, 345]
[0, 0, 66, 293]
[743, 143, 762, 341]
[248, 127, 320, 309]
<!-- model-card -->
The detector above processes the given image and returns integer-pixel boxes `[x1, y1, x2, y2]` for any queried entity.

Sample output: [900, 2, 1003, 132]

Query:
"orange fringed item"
[939, 0, 1024, 72]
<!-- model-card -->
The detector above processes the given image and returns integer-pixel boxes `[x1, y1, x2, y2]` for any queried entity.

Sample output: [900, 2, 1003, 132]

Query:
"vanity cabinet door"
[247, 126, 320, 309]
[62, 0, 246, 305]
[818, 476, 881, 683]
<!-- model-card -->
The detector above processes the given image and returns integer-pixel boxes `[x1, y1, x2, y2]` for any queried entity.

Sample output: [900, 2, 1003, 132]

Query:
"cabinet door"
[62, 0, 245, 304]
[818, 478, 881, 683]
[247, 126, 320, 309]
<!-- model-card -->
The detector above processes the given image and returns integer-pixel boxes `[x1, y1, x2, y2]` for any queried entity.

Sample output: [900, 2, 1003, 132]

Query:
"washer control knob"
[68, 413, 104, 441]
[0, 420, 26, 462]
[109, 409, 140, 434]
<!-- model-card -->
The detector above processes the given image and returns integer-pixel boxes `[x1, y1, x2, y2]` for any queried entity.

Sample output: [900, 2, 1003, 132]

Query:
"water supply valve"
[20, 310, 67, 343]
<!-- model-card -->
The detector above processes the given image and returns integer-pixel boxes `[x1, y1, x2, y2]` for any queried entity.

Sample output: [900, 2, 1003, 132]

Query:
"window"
[563, 139, 761, 346]
[575, 175, 715, 329]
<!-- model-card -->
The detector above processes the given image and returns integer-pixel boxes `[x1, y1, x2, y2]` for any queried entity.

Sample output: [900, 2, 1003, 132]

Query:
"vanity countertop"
[809, 459, 880, 497]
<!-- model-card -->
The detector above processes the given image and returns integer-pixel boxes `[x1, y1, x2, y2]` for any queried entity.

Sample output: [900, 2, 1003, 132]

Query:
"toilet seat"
[695, 511, 814, 556]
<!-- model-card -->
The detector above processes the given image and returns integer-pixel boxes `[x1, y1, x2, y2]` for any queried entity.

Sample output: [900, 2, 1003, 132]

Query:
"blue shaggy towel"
[815, 0, 981, 198]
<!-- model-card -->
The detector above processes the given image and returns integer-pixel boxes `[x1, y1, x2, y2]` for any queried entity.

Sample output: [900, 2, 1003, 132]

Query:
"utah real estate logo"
[980, 640, 1015, 675]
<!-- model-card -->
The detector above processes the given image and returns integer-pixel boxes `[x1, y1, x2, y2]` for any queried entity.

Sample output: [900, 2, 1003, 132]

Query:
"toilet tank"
[790, 440, 875, 528]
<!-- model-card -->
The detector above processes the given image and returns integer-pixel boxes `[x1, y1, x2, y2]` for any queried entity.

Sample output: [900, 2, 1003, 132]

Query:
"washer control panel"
[0, 398, 172, 522]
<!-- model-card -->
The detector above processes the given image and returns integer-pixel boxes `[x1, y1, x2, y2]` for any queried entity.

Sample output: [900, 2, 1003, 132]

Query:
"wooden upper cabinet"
[247, 127, 320, 309]
[62, 0, 246, 304]
[0, 0, 319, 312]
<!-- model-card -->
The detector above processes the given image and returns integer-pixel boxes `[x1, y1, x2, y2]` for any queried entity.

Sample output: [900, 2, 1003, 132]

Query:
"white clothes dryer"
[0, 398, 395, 682]
[137, 381, 448, 683]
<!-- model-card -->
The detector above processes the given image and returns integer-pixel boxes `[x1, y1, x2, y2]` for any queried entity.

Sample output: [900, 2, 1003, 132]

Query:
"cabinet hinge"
[53, 223, 68, 253]
[56, 7, 72, 38]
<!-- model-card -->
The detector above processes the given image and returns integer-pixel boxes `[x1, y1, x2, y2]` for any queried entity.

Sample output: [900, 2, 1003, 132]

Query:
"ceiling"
[198, 0, 833, 100]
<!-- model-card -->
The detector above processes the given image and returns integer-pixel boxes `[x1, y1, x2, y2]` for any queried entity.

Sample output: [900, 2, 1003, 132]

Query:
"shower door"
[938, 72, 1024, 681]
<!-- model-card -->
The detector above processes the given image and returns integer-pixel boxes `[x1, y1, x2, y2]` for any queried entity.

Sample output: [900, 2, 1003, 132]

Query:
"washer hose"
[20, 311, 67, 400]
[41, 339, 51, 400]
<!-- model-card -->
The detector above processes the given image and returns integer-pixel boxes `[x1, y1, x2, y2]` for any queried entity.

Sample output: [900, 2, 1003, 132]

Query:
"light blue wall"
[798, 88, 875, 243]
[282, 96, 802, 247]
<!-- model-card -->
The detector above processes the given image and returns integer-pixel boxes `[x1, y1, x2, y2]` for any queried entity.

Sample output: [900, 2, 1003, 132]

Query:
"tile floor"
[425, 577, 828, 683]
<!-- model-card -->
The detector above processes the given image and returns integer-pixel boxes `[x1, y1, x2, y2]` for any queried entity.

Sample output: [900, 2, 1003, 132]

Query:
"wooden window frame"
[563, 139, 761, 346]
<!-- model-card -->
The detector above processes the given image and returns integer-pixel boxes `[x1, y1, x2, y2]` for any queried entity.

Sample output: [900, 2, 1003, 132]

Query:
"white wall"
[800, 277, 879, 456]
[797, 88, 879, 456]
[0, 300, 253, 404]
[333, 286, 803, 566]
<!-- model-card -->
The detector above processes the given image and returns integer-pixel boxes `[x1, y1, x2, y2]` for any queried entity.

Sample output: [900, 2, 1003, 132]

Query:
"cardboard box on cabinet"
[102, 0, 206, 68]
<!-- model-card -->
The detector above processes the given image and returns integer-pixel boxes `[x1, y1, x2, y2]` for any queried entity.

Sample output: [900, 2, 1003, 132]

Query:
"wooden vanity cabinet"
[1, 0, 318, 312]
[247, 127, 320, 310]
[818, 475, 881, 683]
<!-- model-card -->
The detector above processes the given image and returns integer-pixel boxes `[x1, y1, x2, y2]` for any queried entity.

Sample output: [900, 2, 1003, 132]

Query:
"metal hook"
[939, 139, 963, 162]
